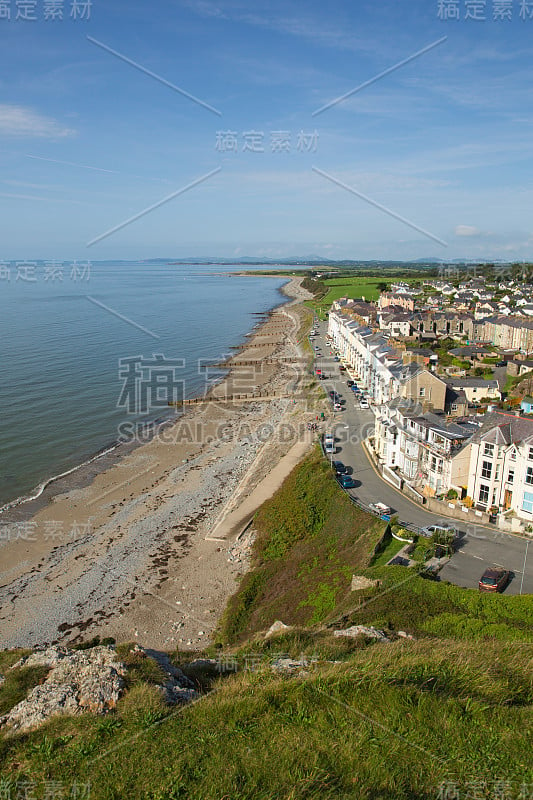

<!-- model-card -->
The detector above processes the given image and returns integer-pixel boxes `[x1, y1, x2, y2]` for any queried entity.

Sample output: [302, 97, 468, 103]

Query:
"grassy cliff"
[0, 448, 531, 800]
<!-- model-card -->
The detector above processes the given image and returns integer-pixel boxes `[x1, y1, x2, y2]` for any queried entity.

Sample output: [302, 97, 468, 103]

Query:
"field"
[305, 275, 415, 318]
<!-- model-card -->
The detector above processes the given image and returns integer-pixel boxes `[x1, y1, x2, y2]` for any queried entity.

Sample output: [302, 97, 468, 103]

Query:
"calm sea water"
[0, 262, 289, 507]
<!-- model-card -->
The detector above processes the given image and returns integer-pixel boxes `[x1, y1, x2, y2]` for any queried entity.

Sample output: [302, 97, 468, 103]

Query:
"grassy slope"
[0, 639, 530, 800]
[1, 447, 532, 800]
[218, 446, 386, 645]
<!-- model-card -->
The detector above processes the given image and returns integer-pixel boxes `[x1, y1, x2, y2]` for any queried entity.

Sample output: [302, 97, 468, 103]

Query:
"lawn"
[305, 276, 387, 317]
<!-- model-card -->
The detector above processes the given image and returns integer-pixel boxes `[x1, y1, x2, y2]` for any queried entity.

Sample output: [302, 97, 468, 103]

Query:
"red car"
[478, 568, 510, 593]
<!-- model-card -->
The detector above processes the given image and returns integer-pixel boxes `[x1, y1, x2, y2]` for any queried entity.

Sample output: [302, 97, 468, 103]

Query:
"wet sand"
[0, 278, 325, 651]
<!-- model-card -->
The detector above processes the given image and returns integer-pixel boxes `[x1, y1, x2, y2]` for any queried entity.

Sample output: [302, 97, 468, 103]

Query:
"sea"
[0, 261, 291, 510]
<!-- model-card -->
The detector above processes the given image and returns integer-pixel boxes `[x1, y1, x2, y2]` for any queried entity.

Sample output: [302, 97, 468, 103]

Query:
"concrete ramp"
[206, 439, 311, 542]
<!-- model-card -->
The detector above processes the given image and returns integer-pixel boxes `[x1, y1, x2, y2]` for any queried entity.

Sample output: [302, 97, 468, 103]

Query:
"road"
[311, 321, 533, 595]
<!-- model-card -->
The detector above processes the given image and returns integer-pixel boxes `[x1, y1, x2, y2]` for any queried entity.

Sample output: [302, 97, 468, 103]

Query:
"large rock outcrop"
[0, 646, 126, 732]
[0, 644, 197, 733]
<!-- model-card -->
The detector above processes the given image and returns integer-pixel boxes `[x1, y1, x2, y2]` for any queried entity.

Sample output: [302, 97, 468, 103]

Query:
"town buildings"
[327, 298, 533, 526]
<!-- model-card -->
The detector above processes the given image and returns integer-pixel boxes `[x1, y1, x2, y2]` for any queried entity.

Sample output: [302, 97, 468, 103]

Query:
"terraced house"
[374, 398, 475, 496]
[328, 311, 447, 411]
[473, 316, 533, 353]
[467, 412, 533, 522]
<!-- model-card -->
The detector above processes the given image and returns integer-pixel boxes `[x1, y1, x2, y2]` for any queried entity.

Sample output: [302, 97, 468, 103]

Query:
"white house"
[445, 378, 501, 404]
[467, 412, 533, 521]
[374, 398, 475, 496]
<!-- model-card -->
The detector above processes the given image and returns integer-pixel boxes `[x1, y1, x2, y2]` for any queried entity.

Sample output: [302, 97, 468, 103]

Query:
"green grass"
[218, 446, 386, 645]
[0, 639, 530, 800]
[505, 369, 533, 397]
[305, 275, 389, 317]
[329, 564, 533, 643]
[0, 665, 50, 717]
[370, 534, 407, 567]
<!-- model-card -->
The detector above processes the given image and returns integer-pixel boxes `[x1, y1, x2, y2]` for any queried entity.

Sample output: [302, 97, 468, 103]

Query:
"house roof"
[445, 387, 468, 406]
[449, 346, 490, 357]
[470, 412, 533, 446]
[445, 378, 500, 389]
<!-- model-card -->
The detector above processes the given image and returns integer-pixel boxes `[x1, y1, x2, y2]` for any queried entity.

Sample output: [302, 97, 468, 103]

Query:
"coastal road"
[311, 321, 533, 595]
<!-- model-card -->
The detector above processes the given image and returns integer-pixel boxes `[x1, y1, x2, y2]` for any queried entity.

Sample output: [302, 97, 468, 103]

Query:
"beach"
[0, 277, 323, 651]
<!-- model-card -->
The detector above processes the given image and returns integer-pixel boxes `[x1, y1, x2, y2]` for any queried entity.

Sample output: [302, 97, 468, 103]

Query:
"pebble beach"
[0, 277, 319, 651]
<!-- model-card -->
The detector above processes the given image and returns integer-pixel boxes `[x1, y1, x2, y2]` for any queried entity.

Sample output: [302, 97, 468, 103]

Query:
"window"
[419, 387, 426, 398]
[483, 443, 494, 457]
[507, 469, 514, 484]
[481, 461, 492, 479]
[522, 491, 533, 515]
[478, 484, 490, 505]
[510, 449, 517, 461]
[529, 447, 533, 461]
[526, 467, 533, 485]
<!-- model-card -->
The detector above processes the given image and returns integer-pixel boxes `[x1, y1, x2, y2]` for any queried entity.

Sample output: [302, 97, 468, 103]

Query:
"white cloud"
[455, 225, 481, 237]
[0, 105, 75, 138]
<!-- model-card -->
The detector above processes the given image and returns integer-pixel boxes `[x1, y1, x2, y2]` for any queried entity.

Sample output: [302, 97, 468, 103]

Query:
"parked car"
[369, 502, 391, 515]
[420, 523, 457, 539]
[328, 390, 336, 398]
[338, 474, 356, 489]
[478, 567, 510, 593]
[359, 399, 369, 409]
[333, 402, 343, 411]
[333, 461, 347, 474]
[346, 380, 355, 386]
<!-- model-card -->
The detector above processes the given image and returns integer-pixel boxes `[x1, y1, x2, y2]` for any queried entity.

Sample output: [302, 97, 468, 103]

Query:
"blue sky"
[2, 0, 533, 261]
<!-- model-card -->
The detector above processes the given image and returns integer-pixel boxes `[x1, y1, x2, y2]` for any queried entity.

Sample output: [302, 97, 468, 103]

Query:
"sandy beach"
[0, 277, 325, 651]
